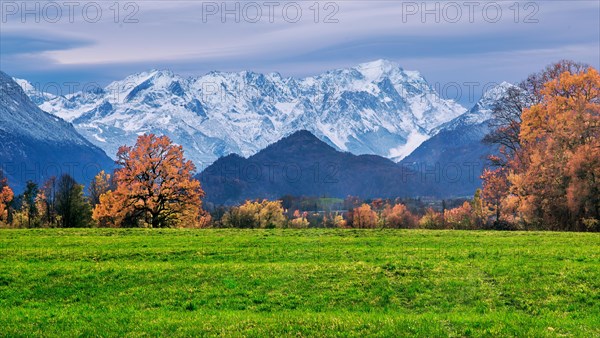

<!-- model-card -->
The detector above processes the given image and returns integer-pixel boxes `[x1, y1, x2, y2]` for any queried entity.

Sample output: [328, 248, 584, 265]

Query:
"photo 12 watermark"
[1, 1, 140, 23]
[200, 1, 340, 23]
[399, 1, 539, 24]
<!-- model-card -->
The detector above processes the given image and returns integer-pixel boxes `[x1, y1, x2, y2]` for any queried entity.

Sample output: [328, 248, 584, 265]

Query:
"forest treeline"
[0, 61, 598, 231]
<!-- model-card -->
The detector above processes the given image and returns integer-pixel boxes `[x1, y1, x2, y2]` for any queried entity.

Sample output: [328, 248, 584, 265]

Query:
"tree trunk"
[151, 212, 160, 228]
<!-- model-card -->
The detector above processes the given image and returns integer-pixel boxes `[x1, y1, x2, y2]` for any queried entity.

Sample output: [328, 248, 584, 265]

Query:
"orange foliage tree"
[515, 67, 600, 229]
[352, 204, 378, 228]
[419, 207, 444, 229]
[444, 201, 475, 230]
[381, 203, 418, 228]
[93, 134, 208, 228]
[481, 61, 600, 230]
[481, 168, 509, 223]
[88, 170, 111, 208]
[0, 173, 14, 224]
[290, 210, 310, 228]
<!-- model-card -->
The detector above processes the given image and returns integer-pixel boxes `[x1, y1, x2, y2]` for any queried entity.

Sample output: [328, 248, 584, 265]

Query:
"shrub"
[289, 217, 310, 229]
[352, 204, 378, 228]
[381, 203, 418, 228]
[419, 208, 444, 229]
[444, 202, 475, 230]
[289, 210, 310, 228]
[221, 200, 287, 228]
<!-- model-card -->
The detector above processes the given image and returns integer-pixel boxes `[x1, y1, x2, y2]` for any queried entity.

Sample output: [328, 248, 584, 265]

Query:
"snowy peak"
[399, 81, 525, 196]
[432, 82, 519, 133]
[104, 69, 183, 104]
[483, 81, 514, 99]
[18, 60, 467, 166]
[476, 82, 518, 111]
[12, 77, 58, 106]
[355, 59, 403, 81]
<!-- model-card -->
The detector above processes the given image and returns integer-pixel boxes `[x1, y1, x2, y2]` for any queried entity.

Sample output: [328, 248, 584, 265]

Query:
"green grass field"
[0, 229, 598, 337]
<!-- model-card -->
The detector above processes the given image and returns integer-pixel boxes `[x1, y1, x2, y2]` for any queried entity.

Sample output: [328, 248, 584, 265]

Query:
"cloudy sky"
[1, 0, 599, 106]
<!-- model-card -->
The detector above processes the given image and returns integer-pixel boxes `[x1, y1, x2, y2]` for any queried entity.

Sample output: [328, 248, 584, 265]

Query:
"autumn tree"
[566, 145, 600, 231]
[515, 67, 600, 230]
[483, 61, 590, 183]
[481, 169, 509, 223]
[37, 176, 58, 227]
[93, 134, 207, 228]
[482, 61, 598, 230]
[352, 204, 378, 228]
[471, 189, 487, 227]
[322, 212, 347, 228]
[521, 60, 590, 104]
[332, 214, 347, 228]
[221, 202, 258, 228]
[419, 208, 444, 229]
[93, 191, 122, 227]
[257, 200, 287, 228]
[444, 201, 474, 229]
[290, 210, 310, 228]
[484, 60, 589, 166]
[88, 170, 112, 208]
[483, 86, 531, 166]
[0, 171, 14, 226]
[381, 203, 418, 228]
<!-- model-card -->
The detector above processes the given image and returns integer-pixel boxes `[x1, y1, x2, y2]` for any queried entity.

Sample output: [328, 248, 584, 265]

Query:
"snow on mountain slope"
[1, 71, 114, 191]
[3, 74, 88, 145]
[430, 82, 517, 134]
[400, 82, 523, 197]
[18, 60, 466, 167]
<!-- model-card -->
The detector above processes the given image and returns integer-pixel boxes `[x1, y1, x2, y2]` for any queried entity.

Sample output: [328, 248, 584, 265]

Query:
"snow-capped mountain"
[18, 60, 465, 167]
[430, 82, 517, 134]
[0, 71, 114, 191]
[400, 82, 521, 197]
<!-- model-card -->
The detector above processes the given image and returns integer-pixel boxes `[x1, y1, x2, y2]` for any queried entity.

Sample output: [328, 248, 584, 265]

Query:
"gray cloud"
[0, 31, 93, 55]
[1, 0, 597, 106]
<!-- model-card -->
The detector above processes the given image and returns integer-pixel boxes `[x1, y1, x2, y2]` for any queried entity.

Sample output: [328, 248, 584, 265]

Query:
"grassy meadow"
[0, 229, 598, 337]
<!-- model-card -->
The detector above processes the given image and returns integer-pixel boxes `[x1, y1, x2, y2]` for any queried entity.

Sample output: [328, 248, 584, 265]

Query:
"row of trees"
[345, 192, 492, 230]
[0, 172, 92, 228]
[1, 167, 486, 229]
[214, 196, 492, 230]
[481, 61, 599, 231]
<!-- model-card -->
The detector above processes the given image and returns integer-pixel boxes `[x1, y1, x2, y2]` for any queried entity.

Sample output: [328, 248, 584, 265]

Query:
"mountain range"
[0, 71, 114, 192]
[16, 60, 465, 167]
